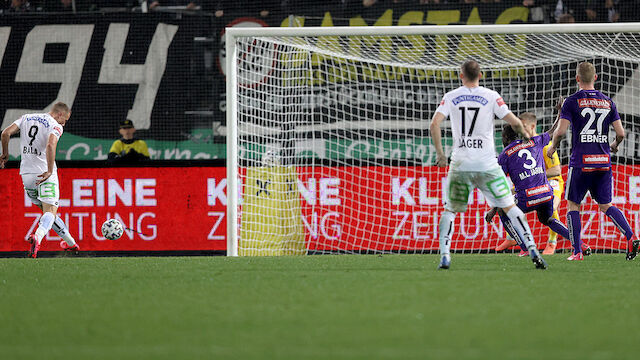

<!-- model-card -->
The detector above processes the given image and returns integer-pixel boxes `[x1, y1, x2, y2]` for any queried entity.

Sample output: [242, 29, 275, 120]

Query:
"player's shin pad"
[52, 216, 76, 246]
[547, 218, 570, 240]
[567, 211, 582, 255]
[505, 207, 536, 251]
[605, 206, 634, 240]
[498, 212, 527, 252]
[439, 211, 456, 257]
[239, 166, 306, 256]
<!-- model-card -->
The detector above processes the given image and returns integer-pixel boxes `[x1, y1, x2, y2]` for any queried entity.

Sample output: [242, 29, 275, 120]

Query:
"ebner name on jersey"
[458, 137, 483, 148]
[580, 134, 608, 143]
[518, 166, 544, 180]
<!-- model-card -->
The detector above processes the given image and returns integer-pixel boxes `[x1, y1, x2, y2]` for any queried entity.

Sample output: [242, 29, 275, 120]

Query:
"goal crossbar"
[225, 23, 640, 39]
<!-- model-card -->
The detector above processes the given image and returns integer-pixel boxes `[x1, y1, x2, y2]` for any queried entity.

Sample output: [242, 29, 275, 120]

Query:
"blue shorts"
[566, 167, 612, 204]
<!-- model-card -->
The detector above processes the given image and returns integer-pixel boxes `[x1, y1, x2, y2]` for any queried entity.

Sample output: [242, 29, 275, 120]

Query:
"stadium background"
[1, 0, 640, 254]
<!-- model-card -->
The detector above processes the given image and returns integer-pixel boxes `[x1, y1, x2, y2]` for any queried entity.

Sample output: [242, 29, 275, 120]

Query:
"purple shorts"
[515, 189, 555, 217]
[566, 167, 612, 204]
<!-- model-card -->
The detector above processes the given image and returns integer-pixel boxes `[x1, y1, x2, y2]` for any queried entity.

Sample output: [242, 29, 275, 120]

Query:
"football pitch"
[0, 254, 638, 360]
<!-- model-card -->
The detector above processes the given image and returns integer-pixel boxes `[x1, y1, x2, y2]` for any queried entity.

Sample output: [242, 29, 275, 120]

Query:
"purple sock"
[547, 218, 570, 240]
[605, 206, 634, 240]
[567, 211, 582, 255]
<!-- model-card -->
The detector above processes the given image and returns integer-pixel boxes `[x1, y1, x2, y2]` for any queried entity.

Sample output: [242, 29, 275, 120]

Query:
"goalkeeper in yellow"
[496, 105, 591, 255]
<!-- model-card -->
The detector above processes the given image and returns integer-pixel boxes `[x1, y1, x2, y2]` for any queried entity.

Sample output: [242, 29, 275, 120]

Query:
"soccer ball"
[101, 219, 124, 240]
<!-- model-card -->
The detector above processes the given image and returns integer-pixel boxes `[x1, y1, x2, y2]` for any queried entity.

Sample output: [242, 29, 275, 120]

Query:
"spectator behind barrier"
[2, 0, 33, 12]
[44, 0, 96, 11]
[214, 0, 281, 18]
[149, 0, 200, 10]
[108, 120, 151, 164]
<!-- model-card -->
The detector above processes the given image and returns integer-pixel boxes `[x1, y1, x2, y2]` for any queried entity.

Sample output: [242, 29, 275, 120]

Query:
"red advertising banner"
[297, 165, 640, 252]
[2, 165, 639, 253]
[0, 167, 228, 252]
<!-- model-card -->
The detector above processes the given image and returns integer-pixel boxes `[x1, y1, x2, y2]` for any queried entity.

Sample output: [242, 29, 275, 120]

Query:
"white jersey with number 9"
[436, 86, 511, 172]
[13, 113, 63, 175]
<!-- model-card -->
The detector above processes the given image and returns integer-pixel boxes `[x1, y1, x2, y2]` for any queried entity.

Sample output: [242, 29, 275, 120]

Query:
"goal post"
[226, 23, 640, 256]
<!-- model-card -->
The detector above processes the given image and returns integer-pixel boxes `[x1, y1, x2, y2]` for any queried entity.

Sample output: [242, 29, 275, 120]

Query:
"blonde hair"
[51, 102, 70, 115]
[577, 62, 596, 84]
[518, 112, 537, 124]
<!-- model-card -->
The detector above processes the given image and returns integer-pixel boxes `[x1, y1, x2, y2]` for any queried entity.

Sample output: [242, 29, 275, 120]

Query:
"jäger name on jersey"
[458, 138, 483, 149]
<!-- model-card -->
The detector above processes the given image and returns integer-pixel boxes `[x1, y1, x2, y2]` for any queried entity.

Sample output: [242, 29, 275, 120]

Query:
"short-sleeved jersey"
[436, 86, 511, 171]
[542, 142, 564, 185]
[12, 113, 63, 175]
[560, 89, 620, 168]
[498, 133, 552, 201]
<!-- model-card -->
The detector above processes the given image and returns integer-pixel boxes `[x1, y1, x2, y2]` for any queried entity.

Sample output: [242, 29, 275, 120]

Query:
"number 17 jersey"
[436, 86, 512, 172]
[13, 113, 63, 175]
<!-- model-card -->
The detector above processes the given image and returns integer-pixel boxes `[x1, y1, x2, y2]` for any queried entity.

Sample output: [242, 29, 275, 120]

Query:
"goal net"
[226, 24, 640, 256]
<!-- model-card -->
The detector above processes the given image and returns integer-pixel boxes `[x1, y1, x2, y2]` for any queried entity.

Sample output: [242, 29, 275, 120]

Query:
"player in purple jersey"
[486, 120, 571, 252]
[547, 62, 638, 261]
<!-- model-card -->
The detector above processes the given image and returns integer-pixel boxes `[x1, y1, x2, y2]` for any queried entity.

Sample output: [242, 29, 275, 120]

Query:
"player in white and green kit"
[0, 102, 79, 258]
[430, 60, 547, 270]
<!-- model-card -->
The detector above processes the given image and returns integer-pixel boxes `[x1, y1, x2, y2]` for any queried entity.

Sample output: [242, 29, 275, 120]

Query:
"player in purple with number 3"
[486, 111, 572, 255]
[547, 62, 639, 261]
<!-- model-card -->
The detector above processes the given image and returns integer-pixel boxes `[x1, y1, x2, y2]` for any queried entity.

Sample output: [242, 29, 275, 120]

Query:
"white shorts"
[21, 171, 60, 207]
[444, 167, 514, 212]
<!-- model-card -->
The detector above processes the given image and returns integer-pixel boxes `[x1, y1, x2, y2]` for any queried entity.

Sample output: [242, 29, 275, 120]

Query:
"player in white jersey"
[430, 60, 547, 270]
[0, 102, 79, 258]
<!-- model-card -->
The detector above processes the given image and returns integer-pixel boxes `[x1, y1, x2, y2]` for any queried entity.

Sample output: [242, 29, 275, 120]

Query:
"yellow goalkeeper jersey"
[542, 143, 564, 185]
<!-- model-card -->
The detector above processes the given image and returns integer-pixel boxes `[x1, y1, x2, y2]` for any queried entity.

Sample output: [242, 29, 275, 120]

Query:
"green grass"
[0, 254, 638, 360]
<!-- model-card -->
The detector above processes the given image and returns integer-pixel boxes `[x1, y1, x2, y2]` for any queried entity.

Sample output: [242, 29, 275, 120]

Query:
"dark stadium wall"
[3, 4, 638, 163]
[0, 3, 537, 162]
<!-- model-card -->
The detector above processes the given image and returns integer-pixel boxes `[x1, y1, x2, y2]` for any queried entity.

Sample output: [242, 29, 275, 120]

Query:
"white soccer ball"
[262, 149, 281, 167]
[101, 219, 124, 240]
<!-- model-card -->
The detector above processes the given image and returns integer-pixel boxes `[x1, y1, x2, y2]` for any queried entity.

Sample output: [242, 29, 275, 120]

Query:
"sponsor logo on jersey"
[451, 95, 488, 106]
[440, 99, 445, 106]
[506, 140, 534, 156]
[496, 97, 506, 106]
[53, 126, 62, 137]
[578, 98, 611, 109]
[583, 154, 610, 164]
[525, 184, 551, 197]
[27, 116, 50, 128]
[526, 195, 553, 207]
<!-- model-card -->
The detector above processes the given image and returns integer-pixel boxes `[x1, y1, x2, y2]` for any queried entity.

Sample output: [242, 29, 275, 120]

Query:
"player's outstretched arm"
[36, 133, 59, 185]
[0, 124, 19, 169]
[430, 112, 448, 167]
[547, 118, 570, 159]
[503, 112, 531, 140]
[546, 96, 565, 136]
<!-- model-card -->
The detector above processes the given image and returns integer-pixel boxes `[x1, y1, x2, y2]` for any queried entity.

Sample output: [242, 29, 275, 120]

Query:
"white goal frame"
[225, 22, 640, 256]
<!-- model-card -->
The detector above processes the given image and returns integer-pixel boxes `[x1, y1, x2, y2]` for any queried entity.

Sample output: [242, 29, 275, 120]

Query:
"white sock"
[34, 212, 55, 244]
[52, 216, 76, 246]
[439, 211, 456, 258]
[505, 207, 537, 252]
